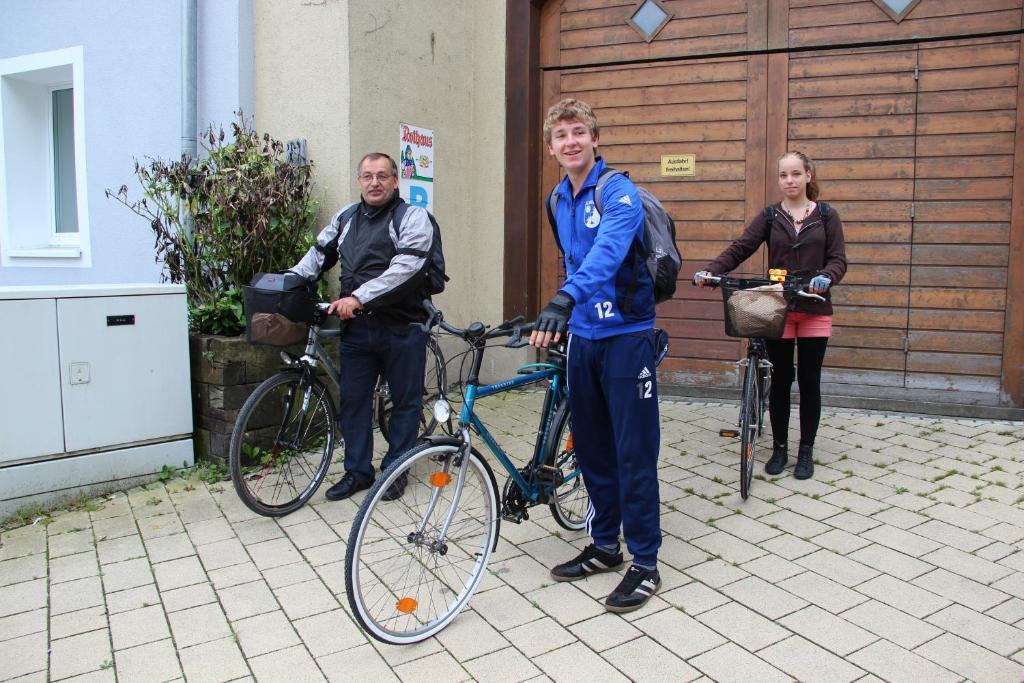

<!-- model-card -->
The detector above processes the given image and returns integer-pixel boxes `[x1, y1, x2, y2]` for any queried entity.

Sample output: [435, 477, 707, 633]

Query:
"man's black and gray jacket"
[291, 191, 433, 326]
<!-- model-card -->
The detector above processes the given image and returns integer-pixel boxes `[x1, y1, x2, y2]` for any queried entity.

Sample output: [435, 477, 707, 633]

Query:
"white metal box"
[0, 284, 193, 515]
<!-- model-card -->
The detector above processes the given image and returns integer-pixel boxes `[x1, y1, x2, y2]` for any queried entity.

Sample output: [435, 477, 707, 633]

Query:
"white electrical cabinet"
[0, 284, 193, 514]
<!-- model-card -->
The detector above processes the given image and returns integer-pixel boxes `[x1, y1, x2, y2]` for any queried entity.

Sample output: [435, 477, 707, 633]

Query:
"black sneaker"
[550, 544, 623, 582]
[380, 471, 408, 501]
[794, 444, 815, 480]
[605, 565, 661, 613]
[765, 443, 787, 475]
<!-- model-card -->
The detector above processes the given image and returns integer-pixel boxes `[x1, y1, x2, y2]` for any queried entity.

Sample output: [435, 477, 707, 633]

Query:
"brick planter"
[190, 334, 294, 463]
[190, 334, 340, 463]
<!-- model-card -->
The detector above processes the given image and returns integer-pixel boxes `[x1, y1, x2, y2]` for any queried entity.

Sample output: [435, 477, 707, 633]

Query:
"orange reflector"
[430, 471, 452, 487]
[566, 433, 574, 451]
[396, 597, 418, 613]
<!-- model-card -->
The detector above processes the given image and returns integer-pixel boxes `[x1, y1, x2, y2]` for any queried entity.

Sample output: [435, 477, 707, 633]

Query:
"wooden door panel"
[909, 309, 1006, 332]
[916, 157, 1014, 179]
[908, 330, 1005, 354]
[831, 327, 906, 349]
[790, 93, 917, 118]
[918, 88, 1017, 113]
[912, 266, 1008, 288]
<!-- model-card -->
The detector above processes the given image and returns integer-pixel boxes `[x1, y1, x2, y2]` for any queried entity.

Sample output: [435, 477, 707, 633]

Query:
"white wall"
[0, 0, 253, 287]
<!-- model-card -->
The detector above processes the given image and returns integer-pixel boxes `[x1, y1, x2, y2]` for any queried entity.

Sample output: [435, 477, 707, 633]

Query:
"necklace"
[784, 202, 812, 225]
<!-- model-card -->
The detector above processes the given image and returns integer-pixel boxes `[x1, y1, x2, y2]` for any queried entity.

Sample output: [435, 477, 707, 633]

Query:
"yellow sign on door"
[660, 154, 696, 176]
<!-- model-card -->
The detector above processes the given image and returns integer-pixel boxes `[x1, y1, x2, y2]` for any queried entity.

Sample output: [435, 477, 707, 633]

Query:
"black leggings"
[764, 337, 829, 448]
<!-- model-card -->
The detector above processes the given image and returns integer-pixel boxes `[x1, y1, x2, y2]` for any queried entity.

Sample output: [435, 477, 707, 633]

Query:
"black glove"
[535, 290, 575, 338]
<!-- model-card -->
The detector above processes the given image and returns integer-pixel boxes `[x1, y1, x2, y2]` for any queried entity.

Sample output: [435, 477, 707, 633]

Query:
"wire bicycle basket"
[719, 279, 794, 339]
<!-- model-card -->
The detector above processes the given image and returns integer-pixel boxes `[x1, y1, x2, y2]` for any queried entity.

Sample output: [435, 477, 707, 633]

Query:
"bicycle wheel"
[229, 370, 336, 516]
[545, 401, 589, 531]
[739, 360, 759, 500]
[346, 442, 499, 644]
[377, 335, 452, 441]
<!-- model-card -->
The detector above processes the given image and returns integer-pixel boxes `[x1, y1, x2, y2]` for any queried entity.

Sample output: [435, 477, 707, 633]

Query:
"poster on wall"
[398, 123, 434, 214]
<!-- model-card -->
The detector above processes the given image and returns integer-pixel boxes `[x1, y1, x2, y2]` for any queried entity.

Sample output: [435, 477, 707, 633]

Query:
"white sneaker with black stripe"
[550, 543, 624, 582]
[605, 564, 661, 612]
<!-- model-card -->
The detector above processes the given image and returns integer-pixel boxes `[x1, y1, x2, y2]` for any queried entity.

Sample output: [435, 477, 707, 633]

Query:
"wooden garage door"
[534, 0, 1022, 410]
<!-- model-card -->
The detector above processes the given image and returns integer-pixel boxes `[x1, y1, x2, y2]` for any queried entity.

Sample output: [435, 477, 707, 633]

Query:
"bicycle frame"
[290, 320, 341, 390]
[418, 359, 568, 550]
[459, 363, 568, 502]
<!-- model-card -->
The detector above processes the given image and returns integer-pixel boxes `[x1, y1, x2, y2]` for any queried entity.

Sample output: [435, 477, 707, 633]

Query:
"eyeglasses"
[358, 172, 394, 184]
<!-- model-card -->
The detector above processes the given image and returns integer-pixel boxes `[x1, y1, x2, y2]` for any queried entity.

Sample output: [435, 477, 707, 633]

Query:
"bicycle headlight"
[432, 399, 452, 423]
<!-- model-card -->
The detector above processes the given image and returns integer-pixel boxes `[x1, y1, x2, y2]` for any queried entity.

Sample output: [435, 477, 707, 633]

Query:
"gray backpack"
[547, 167, 681, 304]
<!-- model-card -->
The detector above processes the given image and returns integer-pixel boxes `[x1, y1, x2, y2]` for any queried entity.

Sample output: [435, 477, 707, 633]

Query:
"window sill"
[8, 246, 82, 259]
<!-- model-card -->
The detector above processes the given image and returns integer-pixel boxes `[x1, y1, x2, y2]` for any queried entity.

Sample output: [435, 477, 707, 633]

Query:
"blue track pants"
[567, 329, 662, 566]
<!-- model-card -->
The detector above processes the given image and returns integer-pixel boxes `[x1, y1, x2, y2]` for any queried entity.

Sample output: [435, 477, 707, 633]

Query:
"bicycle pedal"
[535, 465, 564, 488]
[719, 429, 739, 438]
[501, 511, 528, 524]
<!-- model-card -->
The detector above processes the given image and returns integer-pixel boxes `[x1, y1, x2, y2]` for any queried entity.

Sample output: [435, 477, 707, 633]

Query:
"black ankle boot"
[765, 442, 787, 475]
[794, 443, 814, 480]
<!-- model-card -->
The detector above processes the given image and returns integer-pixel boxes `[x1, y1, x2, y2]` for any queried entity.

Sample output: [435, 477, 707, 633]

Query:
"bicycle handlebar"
[421, 300, 537, 346]
[693, 274, 826, 302]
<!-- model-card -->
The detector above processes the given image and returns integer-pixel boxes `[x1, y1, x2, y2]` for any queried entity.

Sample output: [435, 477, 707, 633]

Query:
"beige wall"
[254, 0, 352, 235]
[257, 0, 516, 378]
[346, 0, 506, 334]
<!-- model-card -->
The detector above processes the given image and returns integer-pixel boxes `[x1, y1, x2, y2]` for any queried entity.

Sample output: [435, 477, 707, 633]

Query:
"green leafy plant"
[190, 460, 230, 484]
[107, 112, 319, 335]
[157, 464, 179, 483]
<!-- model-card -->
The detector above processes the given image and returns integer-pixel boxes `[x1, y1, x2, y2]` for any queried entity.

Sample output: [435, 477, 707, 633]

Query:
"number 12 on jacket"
[594, 300, 615, 319]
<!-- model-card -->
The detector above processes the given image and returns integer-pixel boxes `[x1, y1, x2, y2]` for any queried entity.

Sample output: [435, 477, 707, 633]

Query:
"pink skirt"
[782, 311, 833, 339]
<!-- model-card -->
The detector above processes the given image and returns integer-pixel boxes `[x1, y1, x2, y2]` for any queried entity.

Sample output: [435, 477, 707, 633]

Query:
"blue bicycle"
[344, 303, 586, 644]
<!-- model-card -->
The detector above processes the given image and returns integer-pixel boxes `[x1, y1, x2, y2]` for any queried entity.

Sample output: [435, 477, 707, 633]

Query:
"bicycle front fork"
[411, 427, 474, 551]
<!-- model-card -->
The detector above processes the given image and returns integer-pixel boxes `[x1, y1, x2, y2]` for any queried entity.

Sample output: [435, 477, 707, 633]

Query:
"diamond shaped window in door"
[626, 0, 673, 42]
[871, 0, 923, 23]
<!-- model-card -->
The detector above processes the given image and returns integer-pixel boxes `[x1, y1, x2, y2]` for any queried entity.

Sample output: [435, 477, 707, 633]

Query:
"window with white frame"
[0, 46, 90, 267]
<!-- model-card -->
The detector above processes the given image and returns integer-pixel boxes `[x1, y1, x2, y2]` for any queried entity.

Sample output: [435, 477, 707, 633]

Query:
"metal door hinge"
[910, 203, 915, 219]
[913, 64, 919, 80]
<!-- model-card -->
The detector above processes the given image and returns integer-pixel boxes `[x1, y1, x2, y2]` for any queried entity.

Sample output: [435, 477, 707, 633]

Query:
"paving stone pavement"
[2, 393, 1024, 682]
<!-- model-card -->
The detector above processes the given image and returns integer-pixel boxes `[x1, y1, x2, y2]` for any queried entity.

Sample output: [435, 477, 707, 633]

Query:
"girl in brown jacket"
[695, 152, 848, 480]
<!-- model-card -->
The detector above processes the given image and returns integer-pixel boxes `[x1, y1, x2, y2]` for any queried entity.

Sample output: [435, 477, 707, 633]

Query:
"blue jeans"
[338, 315, 426, 480]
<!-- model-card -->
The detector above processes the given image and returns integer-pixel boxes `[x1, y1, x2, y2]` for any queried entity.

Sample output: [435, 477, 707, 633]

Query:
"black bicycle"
[699, 274, 823, 499]
[228, 304, 450, 516]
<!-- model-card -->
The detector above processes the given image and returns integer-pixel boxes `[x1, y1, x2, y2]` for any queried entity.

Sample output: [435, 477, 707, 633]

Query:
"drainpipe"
[182, 0, 197, 159]
[181, 0, 197, 237]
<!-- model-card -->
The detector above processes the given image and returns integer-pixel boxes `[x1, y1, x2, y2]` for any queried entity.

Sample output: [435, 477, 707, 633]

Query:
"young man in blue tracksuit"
[531, 98, 662, 612]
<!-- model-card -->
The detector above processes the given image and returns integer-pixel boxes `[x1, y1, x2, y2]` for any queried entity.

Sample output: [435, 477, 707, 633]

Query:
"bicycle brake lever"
[418, 299, 439, 332]
[505, 330, 529, 348]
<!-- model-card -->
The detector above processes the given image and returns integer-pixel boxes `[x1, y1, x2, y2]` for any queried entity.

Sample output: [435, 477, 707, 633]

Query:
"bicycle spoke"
[229, 373, 335, 516]
[346, 444, 497, 643]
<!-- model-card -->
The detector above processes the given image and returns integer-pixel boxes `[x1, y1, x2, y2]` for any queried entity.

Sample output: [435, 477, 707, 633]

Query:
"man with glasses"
[290, 152, 435, 501]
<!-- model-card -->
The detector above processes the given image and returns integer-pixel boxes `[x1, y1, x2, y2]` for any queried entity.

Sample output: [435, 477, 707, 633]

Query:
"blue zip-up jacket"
[552, 157, 655, 340]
